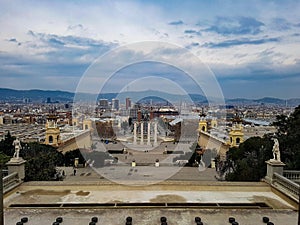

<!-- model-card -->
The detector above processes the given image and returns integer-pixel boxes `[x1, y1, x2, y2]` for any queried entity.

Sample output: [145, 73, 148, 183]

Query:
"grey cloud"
[203, 37, 280, 48]
[184, 30, 201, 36]
[25, 30, 117, 63]
[168, 20, 184, 26]
[186, 42, 200, 49]
[8, 38, 17, 42]
[205, 16, 264, 35]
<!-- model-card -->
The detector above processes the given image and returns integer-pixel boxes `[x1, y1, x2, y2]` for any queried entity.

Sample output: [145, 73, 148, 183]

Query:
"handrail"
[2, 172, 20, 194]
[273, 172, 299, 201]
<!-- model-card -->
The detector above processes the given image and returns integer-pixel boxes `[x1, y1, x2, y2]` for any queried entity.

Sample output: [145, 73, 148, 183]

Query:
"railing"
[283, 170, 300, 181]
[3, 172, 21, 194]
[273, 172, 299, 201]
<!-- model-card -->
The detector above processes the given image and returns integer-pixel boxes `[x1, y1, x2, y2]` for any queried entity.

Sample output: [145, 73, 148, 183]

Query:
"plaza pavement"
[3, 166, 299, 225]
[3, 142, 299, 225]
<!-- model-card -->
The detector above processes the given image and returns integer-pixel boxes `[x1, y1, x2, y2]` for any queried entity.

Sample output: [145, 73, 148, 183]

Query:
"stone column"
[265, 160, 286, 184]
[154, 122, 158, 146]
[133, 122, 137, 145]
[147, 122, 151, 145]
[140, 122, 144, 145]
[6, 157, 26, 181]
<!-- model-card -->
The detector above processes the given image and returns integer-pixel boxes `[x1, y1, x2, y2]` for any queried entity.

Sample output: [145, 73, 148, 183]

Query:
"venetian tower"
[198, 117, 207, 132]
[45, 115, 61, 146]
[228, 117, 244, 147]
[83, 118, 93, 131]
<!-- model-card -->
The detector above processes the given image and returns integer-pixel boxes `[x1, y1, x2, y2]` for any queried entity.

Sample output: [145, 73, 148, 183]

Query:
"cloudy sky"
[1, 0, 300, 99]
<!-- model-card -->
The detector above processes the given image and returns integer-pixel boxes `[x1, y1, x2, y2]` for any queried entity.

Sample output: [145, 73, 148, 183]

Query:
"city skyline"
[0, 0, 300, 98]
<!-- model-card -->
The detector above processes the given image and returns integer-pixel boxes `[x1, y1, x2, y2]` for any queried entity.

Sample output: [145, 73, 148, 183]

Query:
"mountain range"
[0, 88, 299, 106]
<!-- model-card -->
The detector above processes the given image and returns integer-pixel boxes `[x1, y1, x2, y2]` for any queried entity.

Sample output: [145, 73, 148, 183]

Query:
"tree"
[22, 142, 64, 181]
[0, 152, 10, 166]
[273, 105, 300, 169]
[0, 132, 64, 181]
[0, 131, 15, 157]
[221, 136, 273, 181]
[64, 149, 86, 166]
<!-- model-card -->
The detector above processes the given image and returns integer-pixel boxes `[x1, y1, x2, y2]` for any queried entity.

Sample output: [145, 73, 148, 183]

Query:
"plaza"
[3, 164, 299, 225]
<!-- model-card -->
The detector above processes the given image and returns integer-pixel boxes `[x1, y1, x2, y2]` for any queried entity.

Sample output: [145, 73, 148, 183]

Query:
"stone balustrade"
[273, 172, 299, 202]
[2, 172, 21, 194]
[283, 170, 300, 182]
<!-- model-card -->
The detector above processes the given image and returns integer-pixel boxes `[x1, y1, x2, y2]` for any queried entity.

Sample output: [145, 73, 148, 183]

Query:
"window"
[49, 135, 53, 143]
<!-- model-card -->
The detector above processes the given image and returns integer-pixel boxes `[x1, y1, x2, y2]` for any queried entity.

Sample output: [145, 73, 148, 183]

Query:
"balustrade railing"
[273, 172, 299, 201]
[2, 172, 20, 194]
[283, 170, 300, 181]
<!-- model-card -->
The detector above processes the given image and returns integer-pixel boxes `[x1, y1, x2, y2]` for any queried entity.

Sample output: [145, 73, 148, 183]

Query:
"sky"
[0, 0, 300, 99]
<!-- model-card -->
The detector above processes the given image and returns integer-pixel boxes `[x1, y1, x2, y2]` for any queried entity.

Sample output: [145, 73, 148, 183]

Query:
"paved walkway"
[58, 166, 219, 183]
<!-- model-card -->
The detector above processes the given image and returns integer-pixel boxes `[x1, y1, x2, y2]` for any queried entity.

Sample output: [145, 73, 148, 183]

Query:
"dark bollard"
[196, 222, 203, 225]
[229, 217, 235, 223]
[126, 216, 132, 222]
[195, 217, 201, 223]
[20, 217, 28, 223]
[161, 222, 168, 225]
[263, 217, 270, 223]
[91, 217, 98, 223]
[160, 216, 167, 222]
[56, 217, 63, 223]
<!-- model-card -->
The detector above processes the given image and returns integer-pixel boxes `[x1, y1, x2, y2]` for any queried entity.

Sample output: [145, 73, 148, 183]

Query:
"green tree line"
[0, 132, 113, 181]
[219, 105, 300, 181]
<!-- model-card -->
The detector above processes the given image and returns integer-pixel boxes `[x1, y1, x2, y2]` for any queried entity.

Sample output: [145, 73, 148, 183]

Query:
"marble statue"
[12, 137, 22, 159]
[272, 138, 281, 162]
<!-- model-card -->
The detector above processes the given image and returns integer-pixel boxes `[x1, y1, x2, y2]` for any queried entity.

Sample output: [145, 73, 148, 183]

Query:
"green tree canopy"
[221, 105, 300, 181]
[222, 136, 273, 181]
[273, 105, 300, 169]
[1, 133, 64, 181]
[0, 131, 15, 157]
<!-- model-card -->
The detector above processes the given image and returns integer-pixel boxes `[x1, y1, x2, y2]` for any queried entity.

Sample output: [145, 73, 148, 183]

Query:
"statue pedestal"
[265, 160, 285, 183]
[6, 158, 26, 181]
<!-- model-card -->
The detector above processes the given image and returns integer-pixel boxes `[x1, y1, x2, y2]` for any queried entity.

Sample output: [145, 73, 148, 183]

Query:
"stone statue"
[272, 138, 281, 162]
[12, 137, 22, 159]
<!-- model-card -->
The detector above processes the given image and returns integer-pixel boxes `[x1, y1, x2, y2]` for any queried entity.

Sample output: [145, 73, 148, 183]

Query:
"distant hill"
[0, 88, 299, 106]
[226, 97, 300, 106]
[0, 88, 74, 103]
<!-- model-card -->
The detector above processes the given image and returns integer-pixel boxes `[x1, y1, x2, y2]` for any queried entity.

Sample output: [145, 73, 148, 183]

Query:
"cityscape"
[0, 1, 300, 225]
